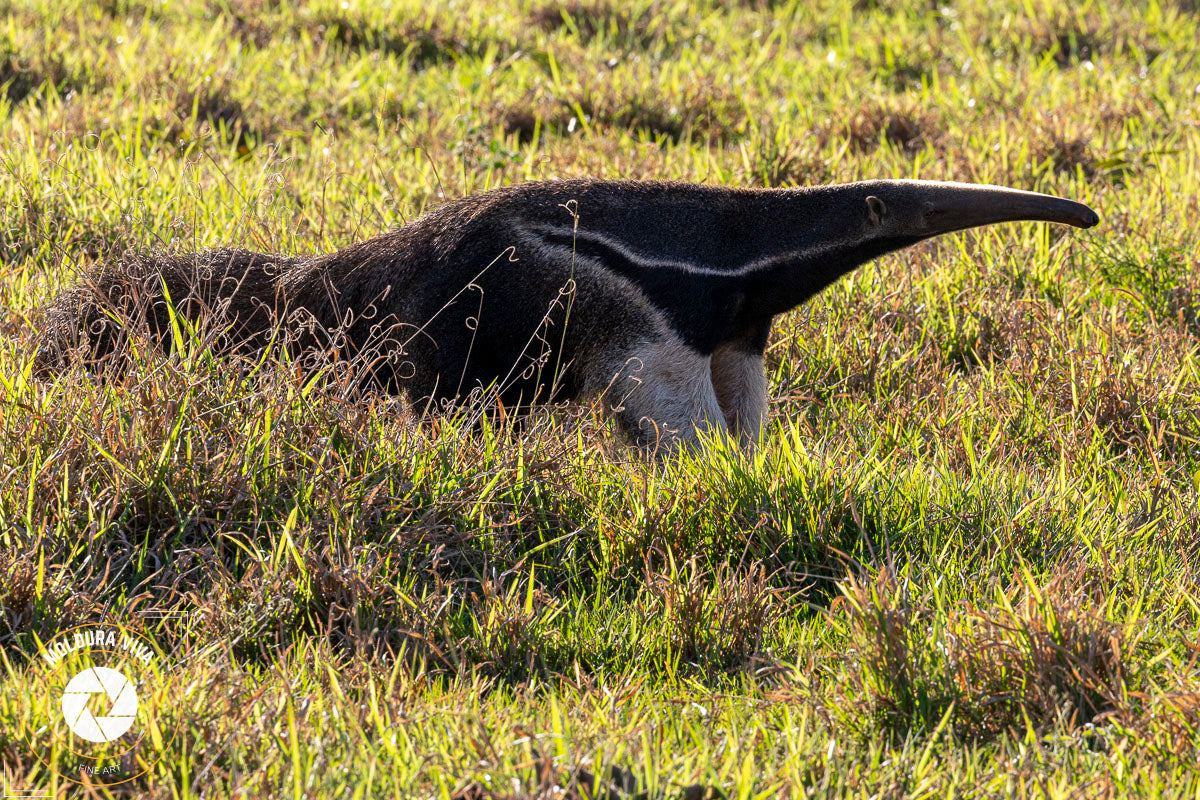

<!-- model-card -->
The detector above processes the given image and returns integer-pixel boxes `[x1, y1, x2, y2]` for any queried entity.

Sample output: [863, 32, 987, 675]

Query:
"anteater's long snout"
[891, 180, 1100, 234]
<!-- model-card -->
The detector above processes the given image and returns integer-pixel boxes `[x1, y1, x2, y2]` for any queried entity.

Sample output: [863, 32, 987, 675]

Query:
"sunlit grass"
[2, 0, 1200, 796]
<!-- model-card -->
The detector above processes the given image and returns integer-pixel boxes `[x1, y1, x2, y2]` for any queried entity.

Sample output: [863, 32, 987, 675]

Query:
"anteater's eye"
[866, 195, 887, 226]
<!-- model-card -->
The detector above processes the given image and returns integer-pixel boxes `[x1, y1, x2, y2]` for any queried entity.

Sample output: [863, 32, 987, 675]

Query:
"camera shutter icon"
[60, 666, 139, 743]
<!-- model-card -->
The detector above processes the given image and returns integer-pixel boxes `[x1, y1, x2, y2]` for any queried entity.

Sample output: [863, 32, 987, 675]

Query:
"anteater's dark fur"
[36, 178, 1099, 447]
[36, 183, 657, 410]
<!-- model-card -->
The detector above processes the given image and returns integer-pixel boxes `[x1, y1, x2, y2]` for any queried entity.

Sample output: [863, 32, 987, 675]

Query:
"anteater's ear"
[866, 195, 887, 226]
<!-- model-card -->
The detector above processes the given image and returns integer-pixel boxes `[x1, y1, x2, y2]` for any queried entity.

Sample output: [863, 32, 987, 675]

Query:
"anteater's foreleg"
[711, 342, 767, 449]
[602, 337, 728, 454]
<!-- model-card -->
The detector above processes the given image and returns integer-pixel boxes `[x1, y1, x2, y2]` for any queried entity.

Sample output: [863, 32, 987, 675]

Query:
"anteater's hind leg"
[711, 341, 767, 449]
[601, 337, 728, 455]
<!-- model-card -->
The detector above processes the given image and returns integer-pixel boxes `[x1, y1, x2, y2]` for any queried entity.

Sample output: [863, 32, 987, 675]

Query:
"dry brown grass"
[301, 6, 510, 69]
[491, 70, 745, 145]
[529, 0, 674, 51]
[640, 557, 786, 669]
[834, 561, 1131, 742]
[838, 102, 938, 154]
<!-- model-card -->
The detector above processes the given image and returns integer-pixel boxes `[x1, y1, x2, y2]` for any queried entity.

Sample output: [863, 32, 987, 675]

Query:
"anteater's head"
[848, 179, 1099, 249]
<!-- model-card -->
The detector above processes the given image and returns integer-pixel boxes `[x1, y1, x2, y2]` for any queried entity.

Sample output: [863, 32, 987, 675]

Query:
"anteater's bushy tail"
[34, 248, 305, 375]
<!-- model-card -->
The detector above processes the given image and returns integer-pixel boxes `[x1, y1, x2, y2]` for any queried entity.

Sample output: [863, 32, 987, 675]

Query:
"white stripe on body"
[511, 225, 741, 454]
[521, 222, 849, 278]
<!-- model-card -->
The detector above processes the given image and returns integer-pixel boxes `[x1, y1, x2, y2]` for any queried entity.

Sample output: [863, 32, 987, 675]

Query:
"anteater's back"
[31, 190, 517, 400]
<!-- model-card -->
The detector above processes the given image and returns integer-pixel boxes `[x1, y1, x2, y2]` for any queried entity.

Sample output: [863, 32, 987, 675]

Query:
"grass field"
[2, 0, 1200, 796]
